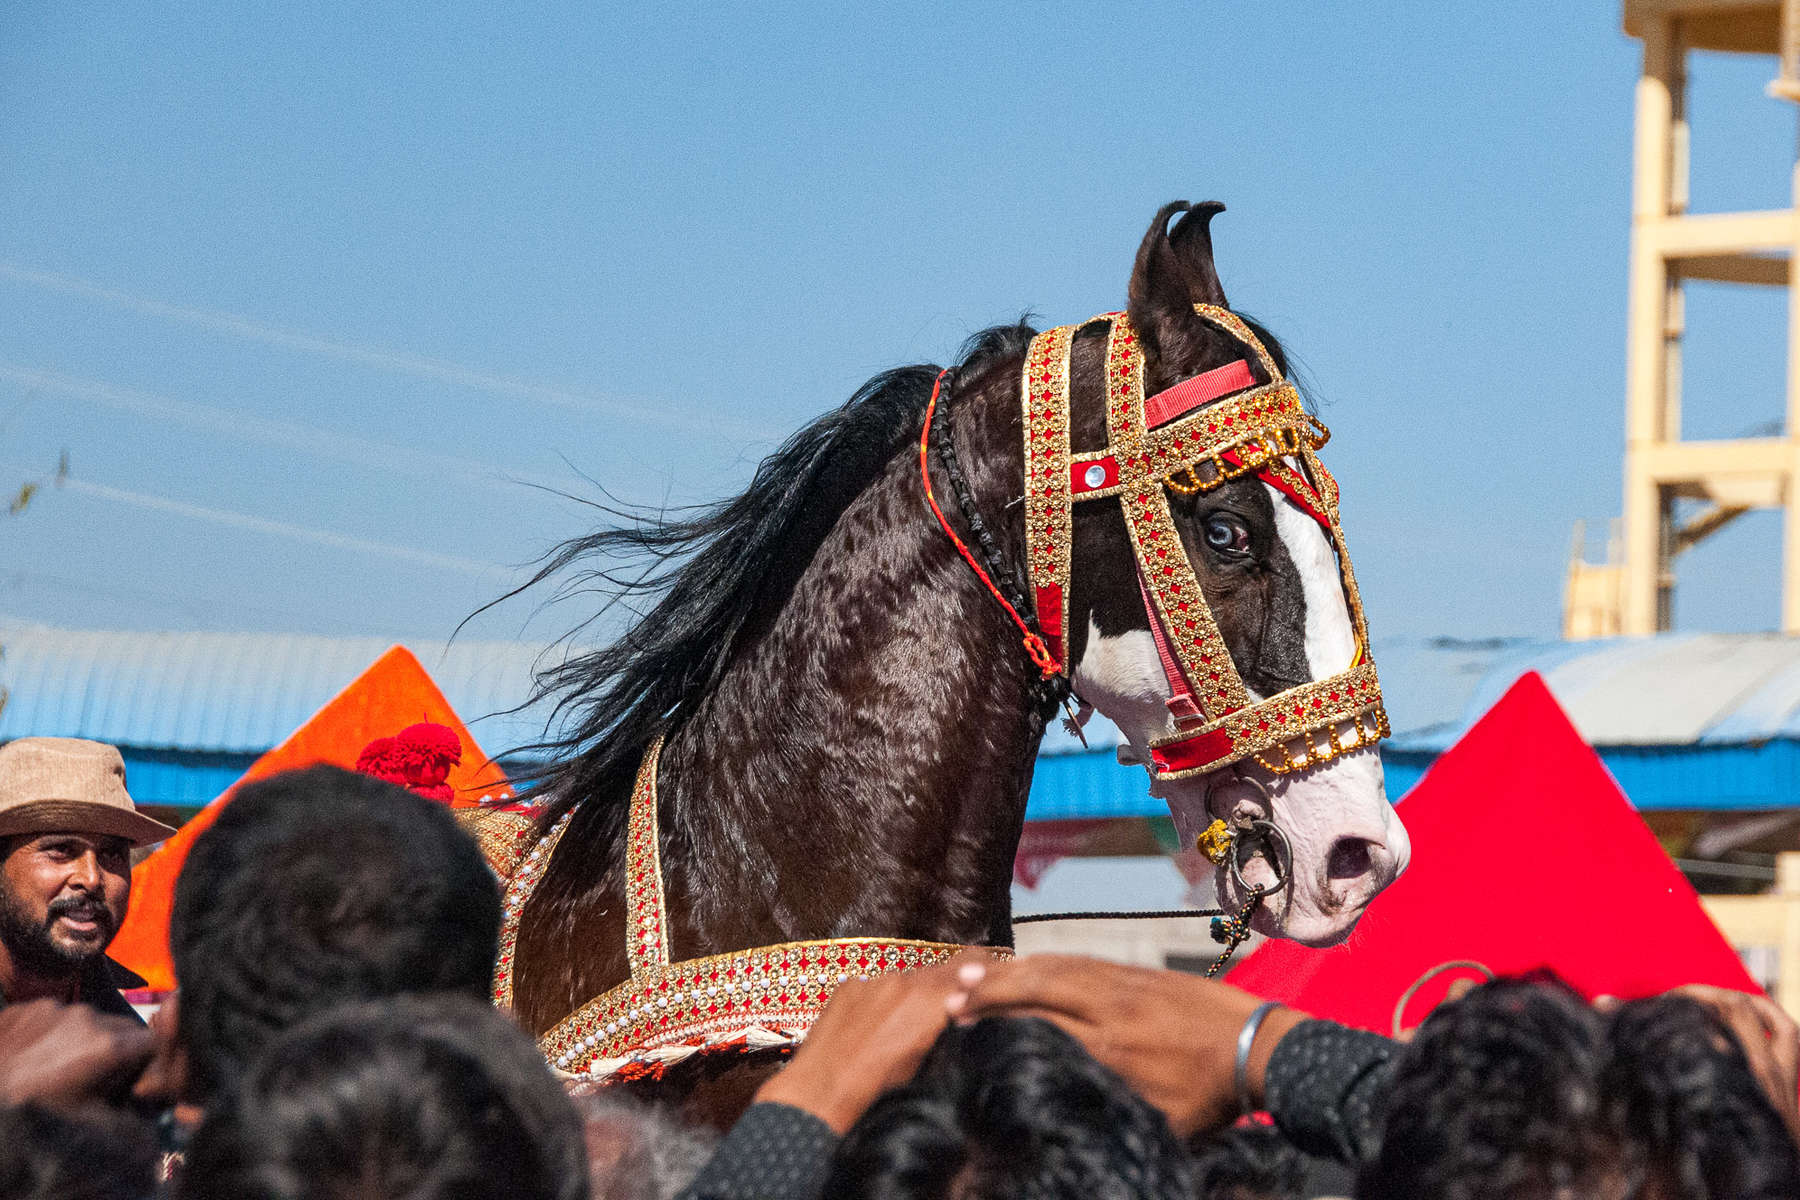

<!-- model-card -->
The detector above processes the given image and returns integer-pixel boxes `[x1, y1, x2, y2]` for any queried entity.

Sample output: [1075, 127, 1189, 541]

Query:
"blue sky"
[3, 2, 1797, 646]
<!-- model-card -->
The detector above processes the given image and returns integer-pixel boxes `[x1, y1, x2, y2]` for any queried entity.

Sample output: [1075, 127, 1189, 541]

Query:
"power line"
[0, 568, 420, 636]
[0, 362, 555, 495]
[0, 260, 764, 442]
[44, 475, 506, 578]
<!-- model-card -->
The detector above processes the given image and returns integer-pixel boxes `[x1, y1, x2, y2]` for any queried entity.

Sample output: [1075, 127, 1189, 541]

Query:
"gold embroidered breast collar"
[492, 735, 1006, 1083]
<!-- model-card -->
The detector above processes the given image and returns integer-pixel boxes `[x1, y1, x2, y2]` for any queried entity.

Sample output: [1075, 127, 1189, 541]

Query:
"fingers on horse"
[1678, 985, 1775, 1046]
[1744, 991, 1800, 1044]
[1674, 985, 1798, 1105]
[1737, 991, 1800, 1091]
[828, 960, 967, 1015]
[958, 954, 1133, 1022]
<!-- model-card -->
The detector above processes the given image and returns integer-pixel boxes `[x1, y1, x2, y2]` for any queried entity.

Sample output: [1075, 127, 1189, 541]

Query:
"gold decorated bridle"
[1015, 303, 1388, 779]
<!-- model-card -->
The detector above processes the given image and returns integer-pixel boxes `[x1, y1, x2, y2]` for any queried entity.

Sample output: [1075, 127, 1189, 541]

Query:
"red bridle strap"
[1137, 570, 1205, 726]
[1143, 359, 1255, 428]
[920, 369, 1060, 678]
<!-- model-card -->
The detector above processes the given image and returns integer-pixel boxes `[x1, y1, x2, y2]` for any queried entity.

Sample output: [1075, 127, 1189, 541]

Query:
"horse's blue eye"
[1205, 516, 1250, 555]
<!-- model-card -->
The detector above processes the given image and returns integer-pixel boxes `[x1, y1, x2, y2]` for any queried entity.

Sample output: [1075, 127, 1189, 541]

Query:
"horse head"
[1063, 202, 1409, 946]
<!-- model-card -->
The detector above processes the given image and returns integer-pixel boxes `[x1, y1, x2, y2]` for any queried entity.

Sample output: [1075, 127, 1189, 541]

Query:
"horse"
[495, 200, 1411, 1126]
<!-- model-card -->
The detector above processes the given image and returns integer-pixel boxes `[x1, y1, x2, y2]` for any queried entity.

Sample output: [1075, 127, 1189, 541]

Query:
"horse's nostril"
[1326, 837, 1375, 880]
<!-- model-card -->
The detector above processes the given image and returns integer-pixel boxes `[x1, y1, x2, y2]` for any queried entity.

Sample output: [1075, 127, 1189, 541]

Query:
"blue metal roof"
[10, 619, 1800, 815]
[1381, 633, 1800, 753]
[0, 619, 561, 761]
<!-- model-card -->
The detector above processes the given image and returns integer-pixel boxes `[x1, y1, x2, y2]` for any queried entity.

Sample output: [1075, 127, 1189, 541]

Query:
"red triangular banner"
[1225, 672, 1758, 1032]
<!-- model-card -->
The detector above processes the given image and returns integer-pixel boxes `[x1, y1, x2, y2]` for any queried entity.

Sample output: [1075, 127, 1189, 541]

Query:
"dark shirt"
[0, 957, 148, 1024]
[675, 1103, 837, 1200]
[1261, 1018, 1396, 1163]
[674, 1020, 1399, 1199]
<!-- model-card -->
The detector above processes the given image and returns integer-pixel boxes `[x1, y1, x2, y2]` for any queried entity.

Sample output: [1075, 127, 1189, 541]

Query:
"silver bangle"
[1234, 1000, 1282, 1116]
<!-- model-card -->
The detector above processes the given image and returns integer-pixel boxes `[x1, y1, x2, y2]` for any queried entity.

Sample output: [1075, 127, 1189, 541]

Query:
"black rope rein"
[931, 369, 1070, 717]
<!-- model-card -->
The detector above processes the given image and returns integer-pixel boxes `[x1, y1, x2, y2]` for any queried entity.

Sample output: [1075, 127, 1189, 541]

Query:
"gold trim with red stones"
[453, 807, 537, 881]
[1190, 303, 1281, 376]
[1020, 321, 1078, 668]
[1104, 313, 1252, 721]
[538, 934, 997, 1080]
[492, 808, 573, 1011]
[1147, 662, 1390, 779]
[1066, 407, 1319, 502]
[496, 737, 1008, 1080]
[626, 736, 672, 975]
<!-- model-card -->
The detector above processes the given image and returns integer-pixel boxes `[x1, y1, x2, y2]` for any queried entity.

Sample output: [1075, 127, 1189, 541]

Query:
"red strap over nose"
[1136, 570, 1212, 725]
[1253, 459, 1333, 534]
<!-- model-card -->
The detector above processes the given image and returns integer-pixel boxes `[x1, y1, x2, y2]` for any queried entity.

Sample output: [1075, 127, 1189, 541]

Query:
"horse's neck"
[657, 445, 1042, 955]
[511, 383, 1040, 1036]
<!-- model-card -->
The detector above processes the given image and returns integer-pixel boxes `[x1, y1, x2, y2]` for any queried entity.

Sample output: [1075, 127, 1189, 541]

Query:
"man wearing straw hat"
[0, 737, 174, 1020]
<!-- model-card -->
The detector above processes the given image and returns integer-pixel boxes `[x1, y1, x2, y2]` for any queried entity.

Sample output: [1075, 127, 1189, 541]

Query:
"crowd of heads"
[2, 737, 1799, 1199]
[181, 995, 589, 1200]
[1364, 978, 1800, 1200]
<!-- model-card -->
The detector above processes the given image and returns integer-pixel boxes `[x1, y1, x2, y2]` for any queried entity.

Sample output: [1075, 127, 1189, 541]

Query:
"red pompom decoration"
[353, 736, 408, 784]
[391, 722, 461, 769]
[353, 724, 464, 804]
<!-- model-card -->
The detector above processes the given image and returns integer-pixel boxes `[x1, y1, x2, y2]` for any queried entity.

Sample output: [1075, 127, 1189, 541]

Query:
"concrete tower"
[1567, 1, 1800, 638]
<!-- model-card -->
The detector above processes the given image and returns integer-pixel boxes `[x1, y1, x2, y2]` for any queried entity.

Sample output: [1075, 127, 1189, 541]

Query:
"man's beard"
[0, 885, 116, 978]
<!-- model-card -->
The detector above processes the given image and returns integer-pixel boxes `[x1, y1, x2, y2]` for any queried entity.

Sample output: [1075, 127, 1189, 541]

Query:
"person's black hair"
[824, 1016, 1199, 1200]
[1359, 976, 1800, 1200]
[178, 994, 587, 1200]
[168, 764, 501, 1101]
[0, 1103, 158, 1200]
[1190, 1122, 1303, 1200]
[1605, 992, 1800, 1198]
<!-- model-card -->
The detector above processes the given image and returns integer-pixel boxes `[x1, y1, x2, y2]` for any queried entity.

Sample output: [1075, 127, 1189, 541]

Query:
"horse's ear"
[1127, 200, 1229, 369]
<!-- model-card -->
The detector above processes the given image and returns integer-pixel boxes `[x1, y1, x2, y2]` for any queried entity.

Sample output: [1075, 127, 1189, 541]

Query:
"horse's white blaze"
[1070, 484, 1409, 947]
[1073, 622, 1171, 751]
[1265, 481, 1356, 678]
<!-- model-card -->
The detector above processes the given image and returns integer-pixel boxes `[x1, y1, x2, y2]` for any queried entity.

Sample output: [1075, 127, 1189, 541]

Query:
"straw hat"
[0, 737, 177, 847]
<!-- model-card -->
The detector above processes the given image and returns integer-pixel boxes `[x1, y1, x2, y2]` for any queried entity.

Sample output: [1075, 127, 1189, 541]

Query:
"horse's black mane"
[496, 309, 1297, 826]
[501, 321, 1040, 822]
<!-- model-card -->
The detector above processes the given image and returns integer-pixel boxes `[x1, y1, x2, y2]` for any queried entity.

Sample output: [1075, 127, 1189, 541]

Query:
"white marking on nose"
[1266, 482, 1354, 678]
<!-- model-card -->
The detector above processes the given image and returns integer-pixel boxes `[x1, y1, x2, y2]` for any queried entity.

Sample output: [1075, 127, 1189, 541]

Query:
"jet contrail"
[1, 363, 555, 494]
[0, 260, 762, 441]
[58, 476, 505, 578]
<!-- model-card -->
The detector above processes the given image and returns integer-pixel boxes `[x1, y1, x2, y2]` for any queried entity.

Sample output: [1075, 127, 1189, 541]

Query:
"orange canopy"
[111, 645, 512, 990]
